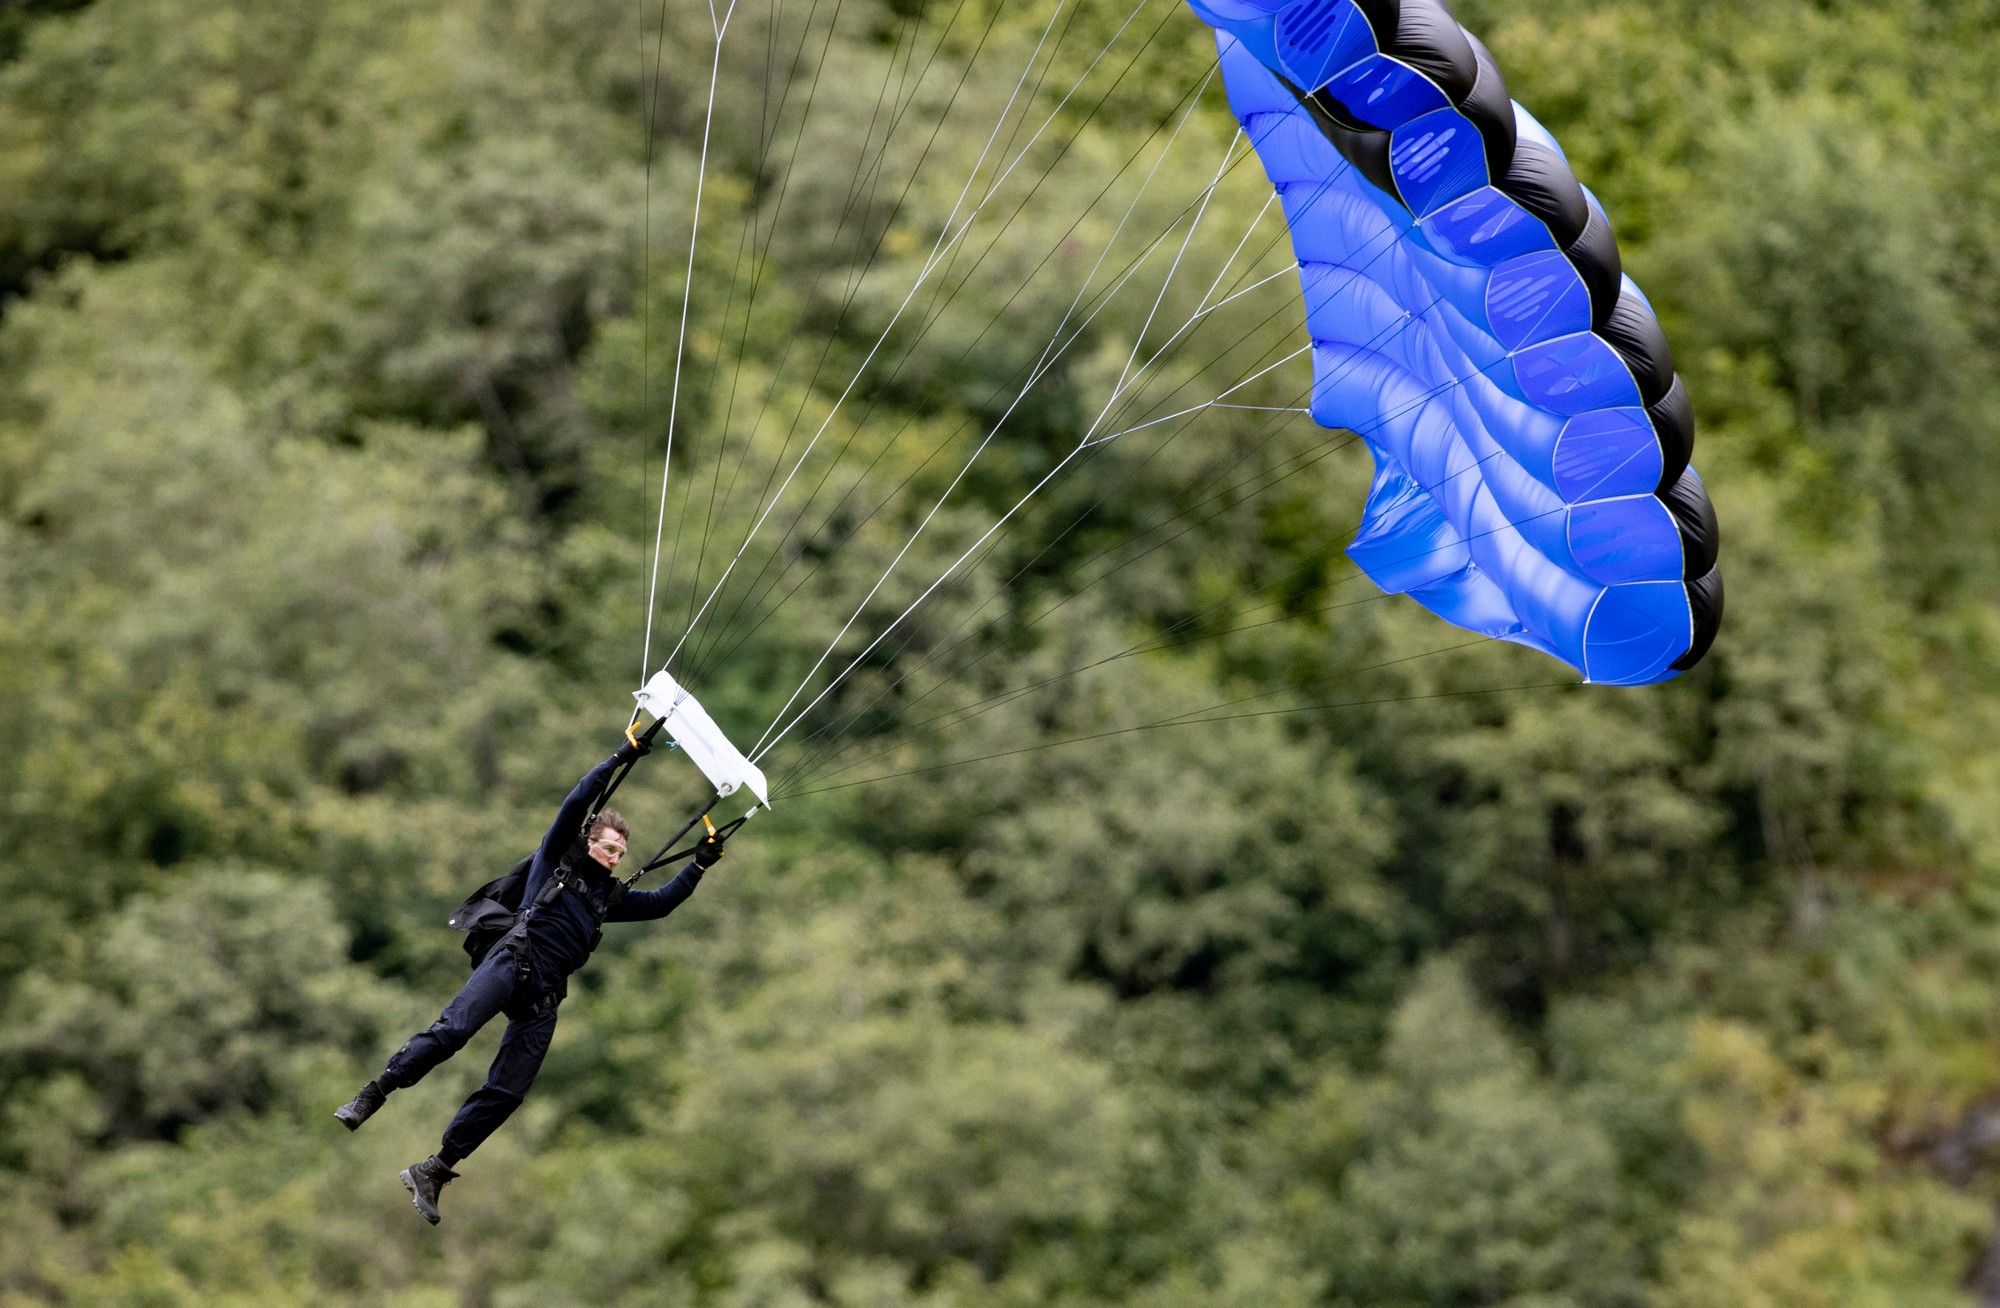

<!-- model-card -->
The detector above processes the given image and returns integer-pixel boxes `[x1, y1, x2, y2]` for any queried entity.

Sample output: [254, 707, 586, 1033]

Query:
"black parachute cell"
[1600, 284, 1677, 406]
[1454, 29, 1516, 178]
[1564, 198, 1624, 328]
[1673, 565, 1725, 671]
[1660, 466, 1720, 577]
[1379, 0, 1476, 98]
[1646, 375, 1695, 492]
[1498, 135, 1589, 246]
[1300, 87, 1402, 201]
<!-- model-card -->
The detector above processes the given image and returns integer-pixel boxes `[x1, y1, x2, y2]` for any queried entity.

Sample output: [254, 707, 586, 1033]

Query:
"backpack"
[447, 854, 535, 968]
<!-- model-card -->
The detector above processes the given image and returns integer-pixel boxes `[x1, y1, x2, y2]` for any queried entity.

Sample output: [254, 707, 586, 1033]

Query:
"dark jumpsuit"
[379, 753, 706, 1164]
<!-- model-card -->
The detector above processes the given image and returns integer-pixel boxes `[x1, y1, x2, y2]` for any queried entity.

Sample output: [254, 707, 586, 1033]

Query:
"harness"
[445, 715, 755, 989]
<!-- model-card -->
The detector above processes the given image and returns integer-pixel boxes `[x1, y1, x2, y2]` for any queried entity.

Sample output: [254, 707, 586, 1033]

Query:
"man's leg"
[435, 998, 559, 1166]
[379, 948, 520, 1093]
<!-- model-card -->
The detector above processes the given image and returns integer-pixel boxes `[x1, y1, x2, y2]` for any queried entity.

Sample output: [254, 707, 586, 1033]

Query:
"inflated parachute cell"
[1184, 0, 1722, 684]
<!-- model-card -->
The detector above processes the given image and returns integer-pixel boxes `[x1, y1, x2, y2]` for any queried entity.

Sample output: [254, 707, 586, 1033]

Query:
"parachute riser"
[627, 793, 760, 883]
[581, 716, 672, 837]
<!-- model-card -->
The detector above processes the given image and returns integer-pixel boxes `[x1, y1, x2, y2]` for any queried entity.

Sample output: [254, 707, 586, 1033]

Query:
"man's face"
[587, 826, 628, 870]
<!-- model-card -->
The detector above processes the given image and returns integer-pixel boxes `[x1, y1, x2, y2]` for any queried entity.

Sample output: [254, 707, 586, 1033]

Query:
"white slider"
[633, 669, 771, 808]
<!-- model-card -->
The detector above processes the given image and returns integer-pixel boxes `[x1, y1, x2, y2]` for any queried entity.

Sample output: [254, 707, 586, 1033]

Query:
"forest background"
[3, 0, 1999, 1303]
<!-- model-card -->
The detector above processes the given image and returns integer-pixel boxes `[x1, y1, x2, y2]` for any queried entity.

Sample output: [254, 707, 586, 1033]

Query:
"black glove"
[693, 836, 725, 869]
[615, 731, 653, 763]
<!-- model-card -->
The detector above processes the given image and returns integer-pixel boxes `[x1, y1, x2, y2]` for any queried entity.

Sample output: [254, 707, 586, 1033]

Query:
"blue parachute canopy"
[1185, 0, 1721, 684]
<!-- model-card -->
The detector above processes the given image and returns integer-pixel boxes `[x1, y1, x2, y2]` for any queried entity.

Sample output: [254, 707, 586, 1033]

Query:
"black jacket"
[517, 753, 707, 978]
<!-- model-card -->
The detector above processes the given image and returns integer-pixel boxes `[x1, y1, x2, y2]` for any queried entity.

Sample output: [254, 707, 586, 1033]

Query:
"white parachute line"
[751, 444, 1084, 763]
[633, 0, 672, 688]
[749, 97, 1246, 762]
[1005, 80, 1228, 400]
[641, 18, 734, 682]
[674, 4, 1078, 680]
[927, 0, 1076, 271]
[756, 186, 1288, 788]
[777, 234, 1442, 789]
[766, 133, 1390, 782]
[660, 0, 1099, 672]
[759, 138, 1274, 774]
[1085, 121, 1239, 443]
[921, 73, 1228, 525]
[1180, 258, 1294, 330]
[994, 114, 1250, 416]
[709, 0, 739, 41]
[1078, 344, 1313, 447]
[1067, 255, 1297, 454]
[741, 72, 1233, 756]
[1185, 189, 1277, 319]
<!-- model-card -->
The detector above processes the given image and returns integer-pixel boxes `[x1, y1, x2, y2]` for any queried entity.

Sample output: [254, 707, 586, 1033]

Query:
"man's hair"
[590, 809, 630, 843]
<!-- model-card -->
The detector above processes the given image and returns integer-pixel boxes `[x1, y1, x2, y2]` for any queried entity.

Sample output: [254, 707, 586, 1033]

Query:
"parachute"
[615, 0, 1727, 804]
[1182, 0, 1722, 685]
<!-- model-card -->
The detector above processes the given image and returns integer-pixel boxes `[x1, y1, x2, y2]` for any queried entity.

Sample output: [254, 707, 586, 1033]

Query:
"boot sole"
[334, 1108, 367, 1131]
[400, 1169, 442, 1225]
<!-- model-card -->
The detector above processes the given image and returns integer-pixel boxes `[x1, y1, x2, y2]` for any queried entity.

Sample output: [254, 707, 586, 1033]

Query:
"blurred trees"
[1, 0, 1997, 1303]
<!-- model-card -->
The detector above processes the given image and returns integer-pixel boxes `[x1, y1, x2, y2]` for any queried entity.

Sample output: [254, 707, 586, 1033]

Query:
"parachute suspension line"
[679, 1, 1193, 685]
[633, 0, 674, 691]
[772, 106, 1525, 790]
[686, 64, 1258, 691]
[678, 1, 921, 641]
[687, 10, 1242, 691]
[779, 333, 1509, 791]
[762, 149, 1351, 786]
[688, 0, 940, 648]
[1078, 343, 1310, 448]
[662, 0, 1084, 674]
[772, 316, 1332, 788]
[778, 288, 1531, 793]
[771, 367, 1333, 794]
[681, 0, 1028, 680]
[786, 443, 1511, 795]
[659, 0, 1162, 674]
[685, 77, 1252, 684]
[698, 196, 1289, 711]
[784, 663, 1573, 799]
[1074, 116, 1243, 452]
[789, 635, 1496, 798]
[766, 188, 1301, 791]
[784, 431, 1528, 795]
[743, 75, 1242, 762]
[681, 0, 797, 638]
[639, 0, 741, 683]
[761, 224, 1298, 770]
[754, 442, 1084, 764]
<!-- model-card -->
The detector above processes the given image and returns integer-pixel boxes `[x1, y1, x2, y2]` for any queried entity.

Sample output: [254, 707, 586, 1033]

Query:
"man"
[333, 735, 722, 1224]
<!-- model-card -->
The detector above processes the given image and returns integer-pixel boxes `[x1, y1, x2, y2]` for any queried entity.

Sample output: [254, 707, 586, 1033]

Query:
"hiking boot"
[333, 1080, 387, 1132]
[399, 1154, 459, 1226]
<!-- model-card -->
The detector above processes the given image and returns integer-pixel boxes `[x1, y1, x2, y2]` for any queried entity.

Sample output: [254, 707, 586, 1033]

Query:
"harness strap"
[635, 812, 751, 878]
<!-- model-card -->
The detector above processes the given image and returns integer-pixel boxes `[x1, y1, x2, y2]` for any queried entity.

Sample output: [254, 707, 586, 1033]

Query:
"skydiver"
[332, 733, 723, 1225]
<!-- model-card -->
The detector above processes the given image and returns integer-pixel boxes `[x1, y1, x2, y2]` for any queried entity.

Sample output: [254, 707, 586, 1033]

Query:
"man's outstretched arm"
[606, 860, 707, 923]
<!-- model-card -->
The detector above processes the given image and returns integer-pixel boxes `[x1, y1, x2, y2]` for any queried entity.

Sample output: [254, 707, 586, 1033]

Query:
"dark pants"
[380, 945, 560, 1164]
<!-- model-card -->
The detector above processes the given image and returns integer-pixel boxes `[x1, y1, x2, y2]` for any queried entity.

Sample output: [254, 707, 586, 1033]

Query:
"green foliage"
[1, 0, 1997, 1303]
[2, 870, 400, 1145]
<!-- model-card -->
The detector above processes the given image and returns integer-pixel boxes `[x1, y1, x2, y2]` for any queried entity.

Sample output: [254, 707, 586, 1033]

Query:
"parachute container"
[1184, 0, 1722, 684]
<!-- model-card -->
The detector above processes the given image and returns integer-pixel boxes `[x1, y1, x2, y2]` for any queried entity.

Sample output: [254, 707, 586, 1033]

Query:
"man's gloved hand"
[694, 836, 725, 869]
[616, 727, 654, 763]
